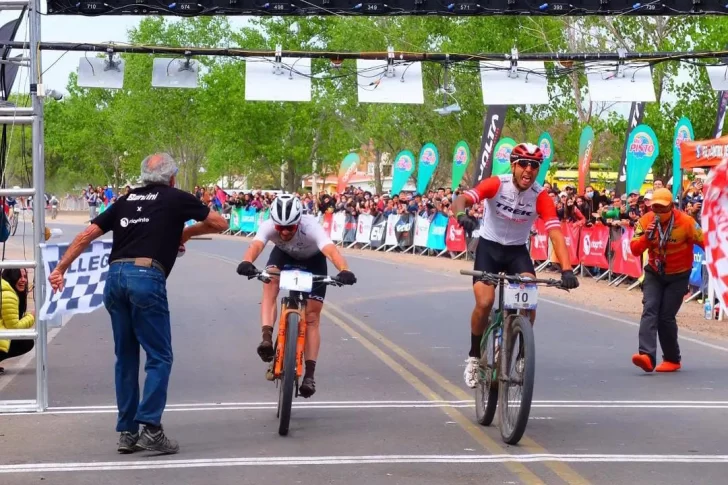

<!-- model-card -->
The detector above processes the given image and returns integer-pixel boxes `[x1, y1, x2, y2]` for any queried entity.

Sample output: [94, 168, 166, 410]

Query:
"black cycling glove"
[457, 213, 477, 234]
[560, 270, 580, 290]
[236, 261, 258, 277]
[337, 270, 357, 285]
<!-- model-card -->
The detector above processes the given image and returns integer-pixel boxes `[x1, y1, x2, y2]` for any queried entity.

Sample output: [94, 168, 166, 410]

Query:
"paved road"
[1, 223, 728, 484]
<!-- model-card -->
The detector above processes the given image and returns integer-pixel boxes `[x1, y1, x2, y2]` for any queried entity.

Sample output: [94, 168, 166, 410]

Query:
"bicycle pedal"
[265, 364, 275, 381]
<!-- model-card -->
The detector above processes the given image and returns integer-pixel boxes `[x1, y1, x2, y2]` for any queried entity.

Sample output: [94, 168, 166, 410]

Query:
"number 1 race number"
[279, 270, 314, 293]
[503, 283, 538, 310]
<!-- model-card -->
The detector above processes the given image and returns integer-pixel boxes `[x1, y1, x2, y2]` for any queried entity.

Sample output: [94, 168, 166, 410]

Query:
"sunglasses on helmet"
[275, 224, 298, 232]
[513, 159, 541, 170]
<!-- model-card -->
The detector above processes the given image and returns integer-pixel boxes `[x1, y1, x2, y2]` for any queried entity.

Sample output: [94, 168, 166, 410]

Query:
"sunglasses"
[275, 224, 298, 232]
[514, 159, 541, 170]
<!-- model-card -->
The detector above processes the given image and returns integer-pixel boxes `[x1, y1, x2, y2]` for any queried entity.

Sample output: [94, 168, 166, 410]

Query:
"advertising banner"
[451, 141, 471, 191]
[337, 153, 360, 194]
[369, 214, 387, 249]
[413, 215, 431, 247]
[426, 213, 448, 251]
[416, 143, 440, 194]
[392, 150, 416, 195]
[577, 125, 595, 195]
[672, 117, 694, 200]
[446, 217, 467, 252]
[626, 124, 660, 195]
[612, 227, 643, 278]
[492, 137, 516, 176]
[536, 132, 554, 186]
[472, 105, 507, 185]
[356, 214, 374, 244]
[579, 224, 610, 269]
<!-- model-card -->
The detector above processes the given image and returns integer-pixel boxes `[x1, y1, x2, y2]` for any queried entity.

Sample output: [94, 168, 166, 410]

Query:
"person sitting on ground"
[0, 268, 35, 374]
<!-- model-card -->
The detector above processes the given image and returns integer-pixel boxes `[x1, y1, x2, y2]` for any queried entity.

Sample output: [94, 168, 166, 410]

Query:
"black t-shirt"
[92, 183, 210, 276]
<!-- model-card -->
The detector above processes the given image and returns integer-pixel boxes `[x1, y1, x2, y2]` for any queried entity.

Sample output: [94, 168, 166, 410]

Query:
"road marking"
[325, 303, 590, 485]
[3, 453, 728, 474]
[320, 309, 547, 484]
[195, 250, 579, 484]
[539, 297, 728, 353]
[5, 399, 727, 416]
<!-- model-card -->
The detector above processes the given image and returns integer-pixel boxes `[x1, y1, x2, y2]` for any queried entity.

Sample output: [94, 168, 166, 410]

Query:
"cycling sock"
[304, 360, 316, 379]
[469, 333, 482, 358]
[261, 325, 273, 342]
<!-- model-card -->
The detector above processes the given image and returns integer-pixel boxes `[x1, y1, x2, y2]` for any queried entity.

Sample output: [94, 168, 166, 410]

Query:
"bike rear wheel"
[278, 312, 299, 436]
[475, 312, 499, 426]
[498, 315, 535, 445]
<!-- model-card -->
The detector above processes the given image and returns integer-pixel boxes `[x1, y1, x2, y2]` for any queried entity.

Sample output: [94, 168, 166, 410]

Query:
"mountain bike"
[460, 270, 565, 445]
[246, 267, 349, 436]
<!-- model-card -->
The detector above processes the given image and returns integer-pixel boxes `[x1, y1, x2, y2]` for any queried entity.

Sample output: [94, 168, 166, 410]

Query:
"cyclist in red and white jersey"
[452, 142, 579, 388]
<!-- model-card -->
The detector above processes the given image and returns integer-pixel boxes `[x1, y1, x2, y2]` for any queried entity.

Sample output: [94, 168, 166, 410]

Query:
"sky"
[0, 8, 251, 95]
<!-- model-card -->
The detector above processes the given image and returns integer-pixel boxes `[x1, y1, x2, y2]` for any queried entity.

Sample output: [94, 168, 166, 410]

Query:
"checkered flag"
[40, 239, 113, 320]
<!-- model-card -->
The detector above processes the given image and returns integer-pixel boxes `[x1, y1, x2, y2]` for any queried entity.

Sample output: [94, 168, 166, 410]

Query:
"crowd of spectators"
[192, 175, 705, 232]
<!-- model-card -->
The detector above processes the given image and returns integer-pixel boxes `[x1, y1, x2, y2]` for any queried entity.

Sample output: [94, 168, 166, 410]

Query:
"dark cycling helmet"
[510, 143, 544, 163]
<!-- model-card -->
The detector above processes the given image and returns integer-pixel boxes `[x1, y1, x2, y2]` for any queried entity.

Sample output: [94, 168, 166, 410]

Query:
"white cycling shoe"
[464, 357, 479, 389]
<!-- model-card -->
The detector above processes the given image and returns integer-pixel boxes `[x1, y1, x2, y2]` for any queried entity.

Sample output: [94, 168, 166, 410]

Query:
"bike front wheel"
[278, 312, 299, 436]
[498, 314, 535, 445]
[475, 312, 499, 426]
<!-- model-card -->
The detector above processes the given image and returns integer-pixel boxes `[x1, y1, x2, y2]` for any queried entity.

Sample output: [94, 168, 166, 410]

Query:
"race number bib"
[279, 269, 313, 292]
[503, 283, 538, 310]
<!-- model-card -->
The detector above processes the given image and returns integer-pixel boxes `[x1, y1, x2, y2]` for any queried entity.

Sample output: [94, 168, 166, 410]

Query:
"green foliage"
[15, 15, 726, 193]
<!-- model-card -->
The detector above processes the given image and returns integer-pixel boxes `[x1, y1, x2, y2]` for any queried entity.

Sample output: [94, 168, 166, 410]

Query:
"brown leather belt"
[112, 257, 166, 274]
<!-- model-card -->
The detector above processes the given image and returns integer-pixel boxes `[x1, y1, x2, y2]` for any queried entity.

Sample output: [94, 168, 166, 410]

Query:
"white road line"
[3, 453, 728, 473]
[5, 400, 728, 416]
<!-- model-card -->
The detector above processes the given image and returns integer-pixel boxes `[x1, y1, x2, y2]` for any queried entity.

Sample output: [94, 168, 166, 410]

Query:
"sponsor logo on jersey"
[127, 193, 159, 202]
[120, 217, 149, 227]
[495, 200, 533, 216]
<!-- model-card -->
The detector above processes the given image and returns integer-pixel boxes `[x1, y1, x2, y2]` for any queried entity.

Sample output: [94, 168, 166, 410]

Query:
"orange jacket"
[630, 209, 704, 275]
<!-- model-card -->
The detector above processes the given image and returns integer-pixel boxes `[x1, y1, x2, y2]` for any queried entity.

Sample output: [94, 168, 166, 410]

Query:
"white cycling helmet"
[270, 194, 303, 226]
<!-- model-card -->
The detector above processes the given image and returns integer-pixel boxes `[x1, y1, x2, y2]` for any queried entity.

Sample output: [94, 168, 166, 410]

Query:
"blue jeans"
[104, 262, 172, 433]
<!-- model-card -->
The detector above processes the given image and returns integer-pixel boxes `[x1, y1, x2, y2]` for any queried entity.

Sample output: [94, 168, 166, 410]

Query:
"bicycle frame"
[273, 290, 308, 380]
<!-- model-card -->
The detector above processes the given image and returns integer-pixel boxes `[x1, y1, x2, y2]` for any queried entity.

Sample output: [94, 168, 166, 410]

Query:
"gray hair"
[140, 152, 178, 186]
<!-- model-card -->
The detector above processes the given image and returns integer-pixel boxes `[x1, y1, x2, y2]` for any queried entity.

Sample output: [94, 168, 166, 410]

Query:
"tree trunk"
[374, 149, 383, 195]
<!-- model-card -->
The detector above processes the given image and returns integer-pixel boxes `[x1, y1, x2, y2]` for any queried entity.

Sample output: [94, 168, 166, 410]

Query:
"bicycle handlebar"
[460, 269, 566, 289]
[247, 269, 350, 287]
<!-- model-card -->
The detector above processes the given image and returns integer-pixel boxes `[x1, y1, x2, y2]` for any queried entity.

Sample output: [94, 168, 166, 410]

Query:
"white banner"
[413, 215, 431, 247]
[356, 214, 374, 244]
[330, 212, 346, 242]
[40, 239, 113, 320]
[384, 214, 399, 246]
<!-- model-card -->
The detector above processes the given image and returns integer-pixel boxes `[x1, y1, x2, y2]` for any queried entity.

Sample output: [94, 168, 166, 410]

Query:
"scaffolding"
[0, 0, 48, 413]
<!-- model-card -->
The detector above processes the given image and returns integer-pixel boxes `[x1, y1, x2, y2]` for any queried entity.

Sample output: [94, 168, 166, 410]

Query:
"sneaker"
[257, 340, 274, 362]
[117, 431, 139, 454]
[655, 360, 681, 372]
[464, 357, 479, 388]
[631, 353, 654, 373]
[299, 377, 316, 398]
[135, 425, 179, 455]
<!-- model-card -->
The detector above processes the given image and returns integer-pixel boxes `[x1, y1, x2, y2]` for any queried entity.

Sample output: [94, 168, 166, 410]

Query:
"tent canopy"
[680, 135, 728, 169]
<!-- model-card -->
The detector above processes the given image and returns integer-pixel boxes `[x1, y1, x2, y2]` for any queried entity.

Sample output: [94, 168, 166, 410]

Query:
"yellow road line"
[326, 303, 591, 485]
[322, 309, 546, 485]
[191, 249, 588, 484]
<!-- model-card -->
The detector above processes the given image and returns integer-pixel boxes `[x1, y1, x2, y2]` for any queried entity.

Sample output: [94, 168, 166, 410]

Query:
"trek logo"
[127, 193, 158, 202]
[495, 201, 533, 216]
[120, 217, 149, 228]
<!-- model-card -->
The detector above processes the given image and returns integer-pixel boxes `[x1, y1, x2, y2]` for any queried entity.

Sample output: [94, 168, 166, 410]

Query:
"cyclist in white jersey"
[452, 142, 579, 388]
[237, 194, 357, 398]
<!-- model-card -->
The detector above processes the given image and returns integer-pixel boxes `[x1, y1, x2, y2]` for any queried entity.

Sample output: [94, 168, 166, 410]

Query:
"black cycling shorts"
[472, 237, 535, 285]
[266, 246, 328, 302]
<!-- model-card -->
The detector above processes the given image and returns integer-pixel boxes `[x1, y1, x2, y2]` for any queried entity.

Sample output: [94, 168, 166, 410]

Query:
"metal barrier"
[0, 0, 48, 413]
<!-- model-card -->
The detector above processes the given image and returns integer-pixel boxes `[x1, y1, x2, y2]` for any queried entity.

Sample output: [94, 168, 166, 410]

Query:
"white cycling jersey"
[253, 214, 333, 260]
[464, 174, 560, 246]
